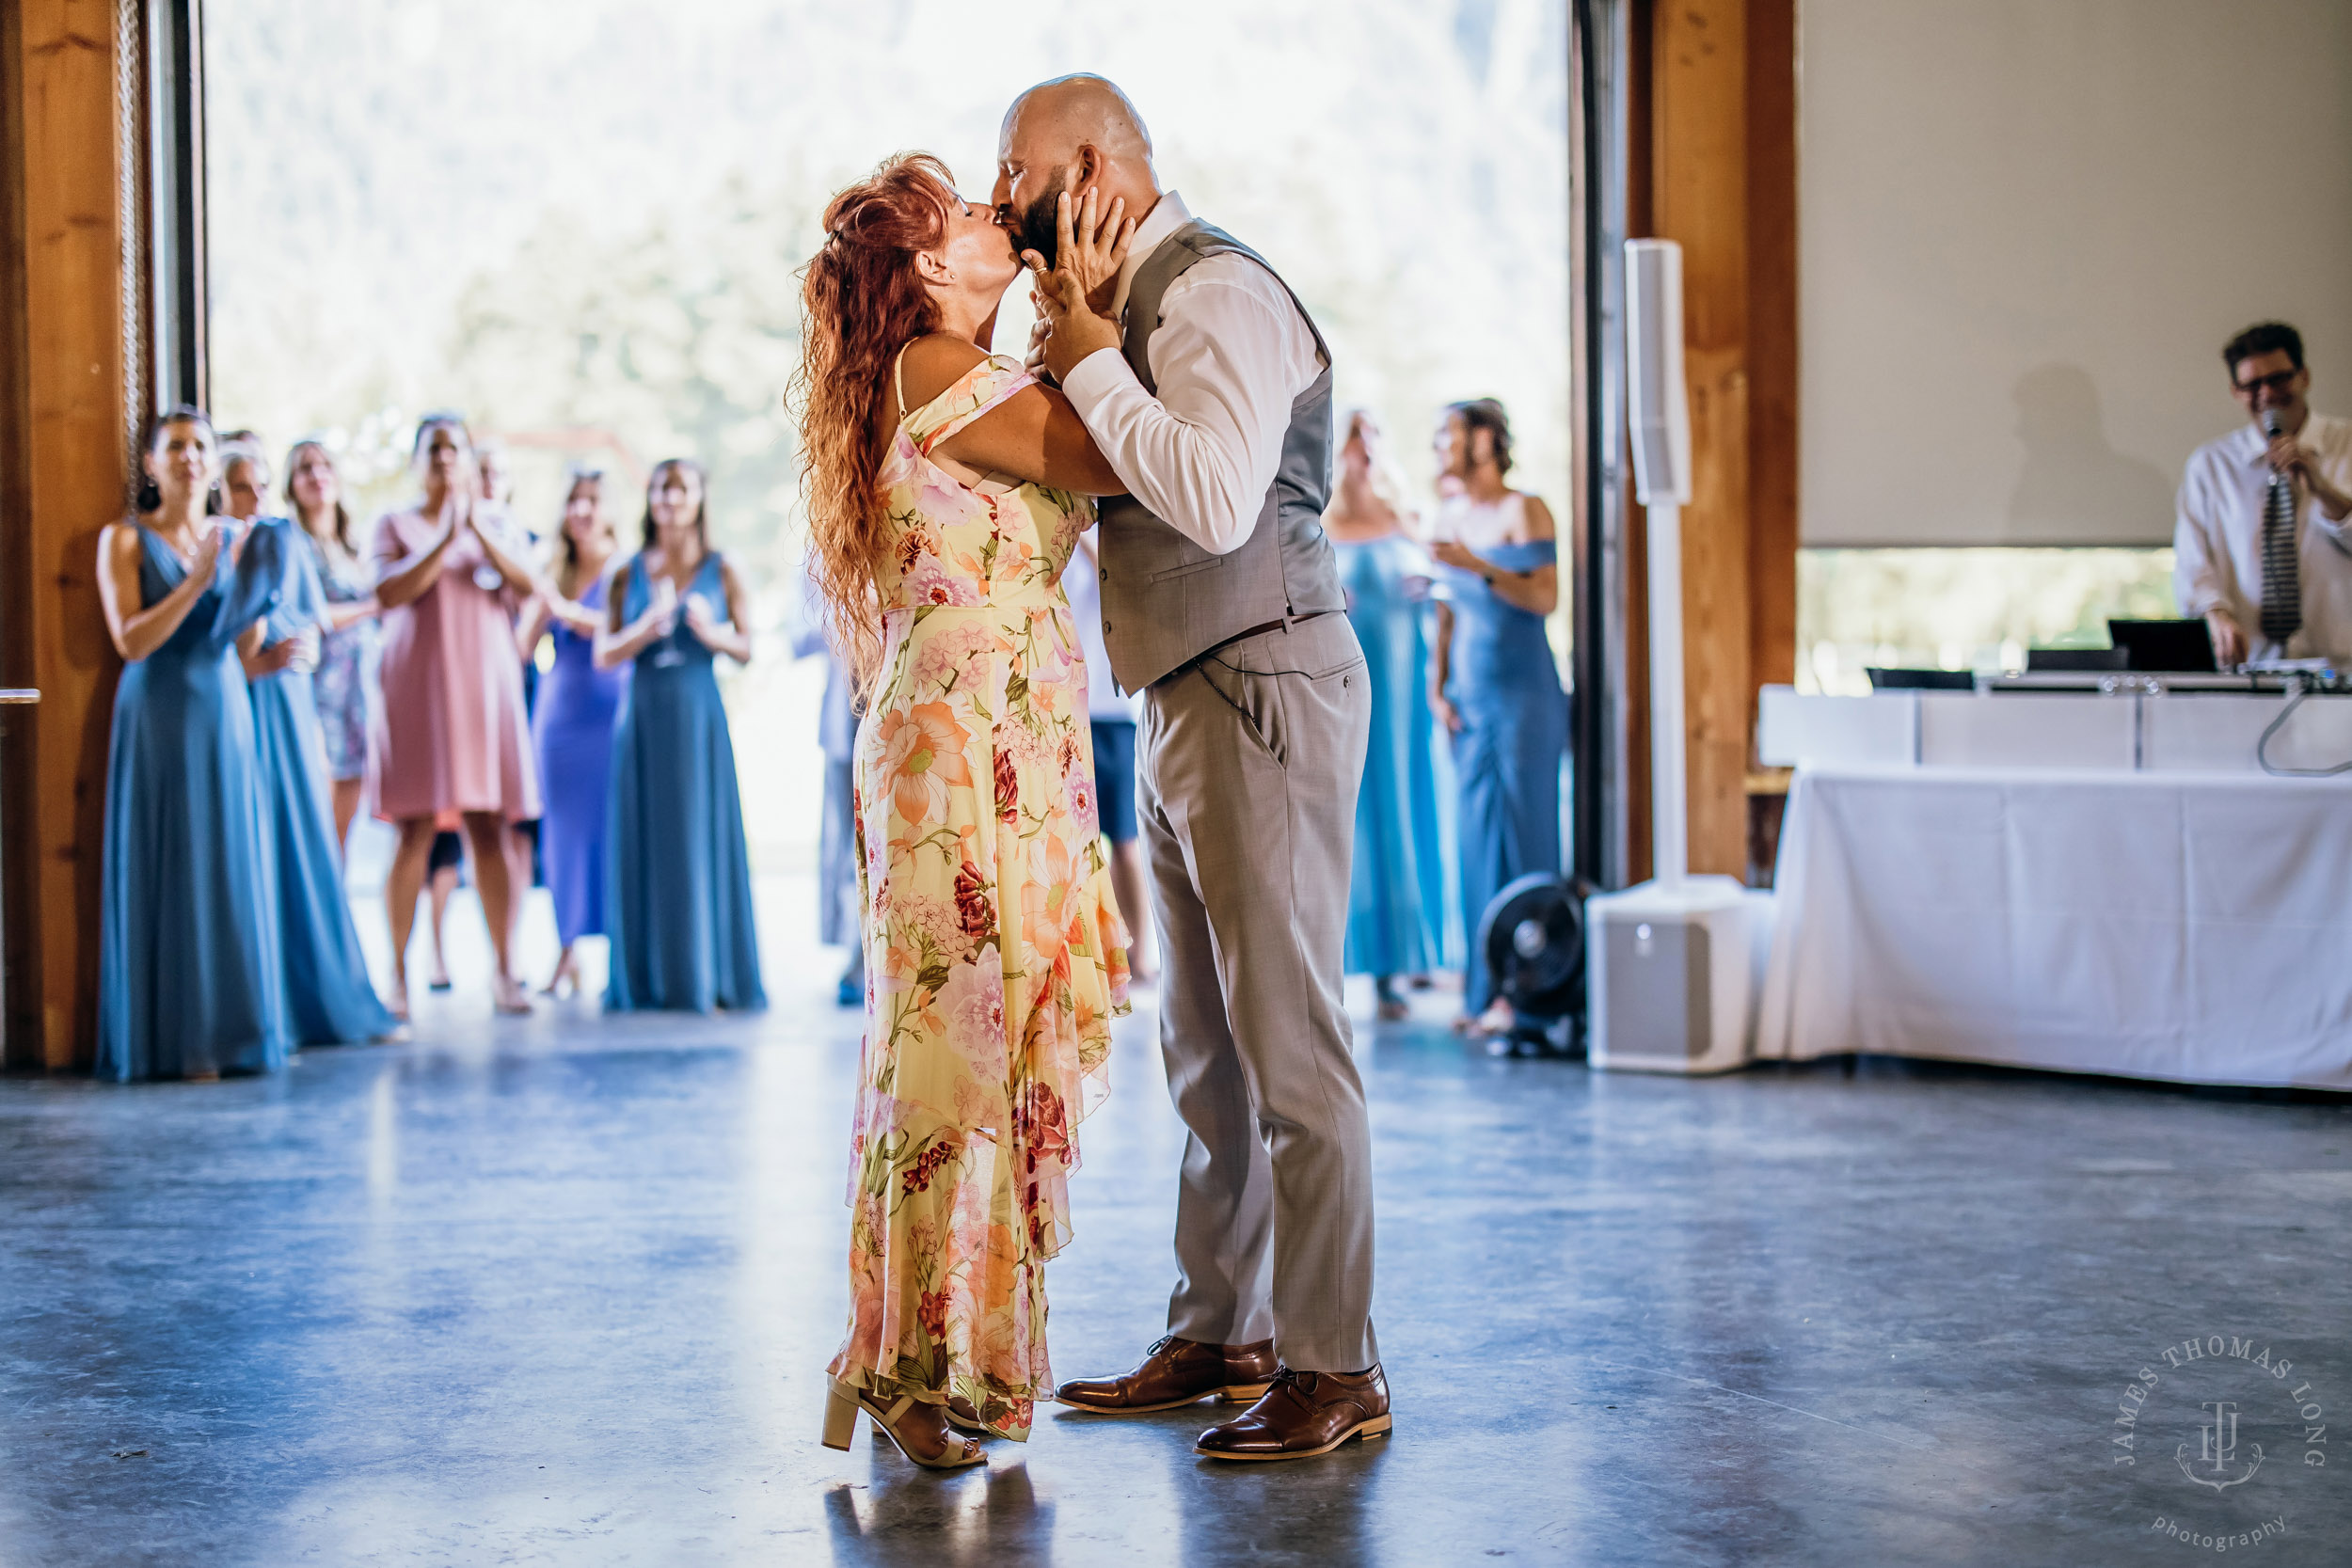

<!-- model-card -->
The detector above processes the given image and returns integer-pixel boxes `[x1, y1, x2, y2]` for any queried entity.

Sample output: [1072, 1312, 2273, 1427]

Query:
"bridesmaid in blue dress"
[516, 467, 628, 997]
[596, 459, 765, 1012]
[95, 410, 287, 1082]
[1429, 399, 1567, 1033]
[1326, 411, 1442, 1020]
[219, 446, 396, 1047]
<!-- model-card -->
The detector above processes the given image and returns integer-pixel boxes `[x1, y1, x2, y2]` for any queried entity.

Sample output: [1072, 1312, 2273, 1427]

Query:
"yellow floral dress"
[829, 353, 1130, 1441]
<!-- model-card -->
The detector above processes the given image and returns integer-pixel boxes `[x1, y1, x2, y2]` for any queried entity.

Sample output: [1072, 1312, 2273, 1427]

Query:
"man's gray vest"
[1096, 221, 1345, 692]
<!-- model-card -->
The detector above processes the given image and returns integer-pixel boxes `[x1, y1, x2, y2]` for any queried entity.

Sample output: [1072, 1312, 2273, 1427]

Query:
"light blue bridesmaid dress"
[1335, 535, 1440, 978]
[603, 551, 766, 1012]
[97, 523, 288, 1081]
[1407, 591, 1459, 969]
[243, 519, 395, 1045]
[1436, 538, 1568, 1015]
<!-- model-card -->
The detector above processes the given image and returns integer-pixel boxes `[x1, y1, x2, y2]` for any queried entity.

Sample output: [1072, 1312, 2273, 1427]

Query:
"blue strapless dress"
[97, 525, 289, 1080]
[534, 574, 628, 945]
[1336, 535, 1441, 977]
[243, 518, 394, 1045]
[603, 552, 765, 1011]
[1436, 539, 1567, 1014]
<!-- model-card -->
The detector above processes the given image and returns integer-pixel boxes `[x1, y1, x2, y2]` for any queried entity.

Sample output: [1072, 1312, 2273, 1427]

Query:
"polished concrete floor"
[6, 885, 2352, 1566]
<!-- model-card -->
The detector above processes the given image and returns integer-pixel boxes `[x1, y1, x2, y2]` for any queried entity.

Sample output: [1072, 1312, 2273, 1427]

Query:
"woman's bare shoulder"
[895, 333, 992, 417]
[1513, 491, 1556, 542]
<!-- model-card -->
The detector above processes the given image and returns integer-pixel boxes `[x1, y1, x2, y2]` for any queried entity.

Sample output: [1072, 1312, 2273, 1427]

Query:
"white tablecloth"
[1755, 765, 2352, 1088]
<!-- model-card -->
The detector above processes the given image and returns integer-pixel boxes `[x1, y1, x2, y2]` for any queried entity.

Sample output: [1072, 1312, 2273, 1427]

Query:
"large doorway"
[201, 0, 1579, 881]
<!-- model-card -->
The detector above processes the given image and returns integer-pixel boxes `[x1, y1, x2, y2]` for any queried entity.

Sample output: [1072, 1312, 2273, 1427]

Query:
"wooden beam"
[1, 0, 132, 1068]
[1653, 0, 1752, 879]
[1622, 0, 1798, 884]
[1746, 0, 1799, 698]
[1621, 0, 1655, 884]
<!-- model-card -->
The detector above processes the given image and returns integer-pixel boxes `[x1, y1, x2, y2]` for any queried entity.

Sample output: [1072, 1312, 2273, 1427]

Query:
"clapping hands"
[681, 591, 718, 643]
[191, 522, 230, 583]
[648, 577, 681, 638]
[1022, 188, 1135, 385]
[1428, 539, 1483, 575]
[246, 626, 319, 680]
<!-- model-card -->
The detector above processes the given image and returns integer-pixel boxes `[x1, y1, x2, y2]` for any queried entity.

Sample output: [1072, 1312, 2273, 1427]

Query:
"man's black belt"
[1202, 610, 1335, 658]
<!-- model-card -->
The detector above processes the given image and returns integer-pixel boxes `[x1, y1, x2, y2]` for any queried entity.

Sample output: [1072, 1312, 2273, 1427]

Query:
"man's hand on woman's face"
[1018, 186, 1136, 384]
[1030, 266, 1122, 384]
[1018, 187, 1134, 316]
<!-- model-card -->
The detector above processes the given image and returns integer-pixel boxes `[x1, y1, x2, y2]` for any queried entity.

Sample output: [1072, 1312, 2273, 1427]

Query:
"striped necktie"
[2259, 467, 2300, 646]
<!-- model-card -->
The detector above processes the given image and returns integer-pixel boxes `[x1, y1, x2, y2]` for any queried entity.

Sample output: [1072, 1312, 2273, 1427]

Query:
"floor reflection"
[8, 878, 2352, 1564]
[825, 1453, 1051, 1564]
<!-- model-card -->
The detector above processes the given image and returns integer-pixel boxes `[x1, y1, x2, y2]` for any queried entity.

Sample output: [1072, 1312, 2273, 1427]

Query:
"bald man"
[996, 75, 1388, 1464]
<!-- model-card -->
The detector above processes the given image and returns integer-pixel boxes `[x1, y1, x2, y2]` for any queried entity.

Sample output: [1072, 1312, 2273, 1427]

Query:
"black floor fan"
[1472, 873, 1591, 1057]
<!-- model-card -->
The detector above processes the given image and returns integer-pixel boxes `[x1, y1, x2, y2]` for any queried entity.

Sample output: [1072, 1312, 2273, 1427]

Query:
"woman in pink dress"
[373, 414, 547, 1018]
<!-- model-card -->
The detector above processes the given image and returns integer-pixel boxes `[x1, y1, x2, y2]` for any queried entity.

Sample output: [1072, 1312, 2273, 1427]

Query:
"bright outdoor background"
[203, 0, 1574, 866]
[1794, 548, 2178, 694]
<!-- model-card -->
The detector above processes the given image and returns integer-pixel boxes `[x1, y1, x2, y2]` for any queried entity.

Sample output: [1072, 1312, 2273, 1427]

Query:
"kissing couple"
[795, 71, 1384, 1470]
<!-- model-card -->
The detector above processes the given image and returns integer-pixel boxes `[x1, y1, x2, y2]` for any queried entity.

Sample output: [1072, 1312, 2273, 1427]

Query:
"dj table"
[1750, 688, 2352, 1089]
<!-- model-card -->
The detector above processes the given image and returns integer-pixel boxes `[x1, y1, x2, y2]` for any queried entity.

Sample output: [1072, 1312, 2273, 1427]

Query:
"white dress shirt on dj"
[2173, 411, 2352, 663]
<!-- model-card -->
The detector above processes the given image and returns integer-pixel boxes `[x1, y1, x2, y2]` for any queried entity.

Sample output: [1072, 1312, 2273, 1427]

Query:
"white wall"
[1800, 0, 2352, 546]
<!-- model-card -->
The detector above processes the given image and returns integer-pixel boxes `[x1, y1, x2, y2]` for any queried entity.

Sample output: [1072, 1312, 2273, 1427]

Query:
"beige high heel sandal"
[821, 1378, 985, 1470]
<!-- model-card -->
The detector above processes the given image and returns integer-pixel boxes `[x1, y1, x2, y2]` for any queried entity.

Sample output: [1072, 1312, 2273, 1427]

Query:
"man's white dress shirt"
[2174, 412, 2352, 663]
[1059, 191, 1325, 556]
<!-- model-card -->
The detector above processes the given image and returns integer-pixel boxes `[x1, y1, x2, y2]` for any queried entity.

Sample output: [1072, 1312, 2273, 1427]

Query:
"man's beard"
[1011, 172, 1073, 268]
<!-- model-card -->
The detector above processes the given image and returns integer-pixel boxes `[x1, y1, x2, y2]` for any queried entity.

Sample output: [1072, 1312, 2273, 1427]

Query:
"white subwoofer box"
[1584, 875, 1755, 1075]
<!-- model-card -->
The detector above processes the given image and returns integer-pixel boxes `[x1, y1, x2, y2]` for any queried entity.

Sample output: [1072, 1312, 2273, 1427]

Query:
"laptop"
[2026, 647, 2125, 673]
[1864, 667, 1975, 690]
[2108, 619, 2217, 673]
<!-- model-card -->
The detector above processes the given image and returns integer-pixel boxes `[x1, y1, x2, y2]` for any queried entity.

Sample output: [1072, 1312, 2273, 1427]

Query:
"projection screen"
[1799, 0, 2352, 546]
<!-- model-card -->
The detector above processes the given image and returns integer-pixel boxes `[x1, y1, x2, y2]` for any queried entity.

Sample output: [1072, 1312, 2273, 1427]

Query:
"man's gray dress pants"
[1136, 613, 1377, 1375]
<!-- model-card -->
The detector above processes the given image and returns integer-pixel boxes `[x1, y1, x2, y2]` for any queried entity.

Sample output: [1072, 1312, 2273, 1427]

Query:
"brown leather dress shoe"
[1194, 1364, 1392, 1461]
[1056, 1334, 1278, 1414]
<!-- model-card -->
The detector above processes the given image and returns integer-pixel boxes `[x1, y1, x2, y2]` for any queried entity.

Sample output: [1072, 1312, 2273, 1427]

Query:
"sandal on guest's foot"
[821, 1378, 984, 1469]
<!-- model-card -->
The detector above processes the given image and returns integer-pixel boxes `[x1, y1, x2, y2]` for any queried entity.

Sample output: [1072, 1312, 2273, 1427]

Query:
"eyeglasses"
[2233, 370, 2299, 397]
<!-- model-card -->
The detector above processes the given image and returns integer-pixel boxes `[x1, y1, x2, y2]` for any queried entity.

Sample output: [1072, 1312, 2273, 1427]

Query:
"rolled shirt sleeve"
[1060, 260, 1323, 556]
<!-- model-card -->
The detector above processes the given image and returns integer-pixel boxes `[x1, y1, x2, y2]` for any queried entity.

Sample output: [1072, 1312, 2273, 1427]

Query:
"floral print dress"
[829, 353, 1130, 1441]
[304, 528, 380, 784]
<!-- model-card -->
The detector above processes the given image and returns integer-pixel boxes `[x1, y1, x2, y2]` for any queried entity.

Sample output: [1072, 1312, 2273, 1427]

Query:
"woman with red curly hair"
[796, 152, 1134, 1469]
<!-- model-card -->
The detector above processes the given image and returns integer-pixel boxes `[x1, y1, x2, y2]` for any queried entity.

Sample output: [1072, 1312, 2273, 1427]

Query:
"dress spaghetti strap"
[906, 356, 1036, 455]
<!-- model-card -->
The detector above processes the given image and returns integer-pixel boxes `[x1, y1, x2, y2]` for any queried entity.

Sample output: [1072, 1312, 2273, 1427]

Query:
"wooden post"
[1627, 0, 1797, 882]
[1746, 0, 1798, 702]
[1653, 0, 1751, 879]
[0, 0, 134, 1068]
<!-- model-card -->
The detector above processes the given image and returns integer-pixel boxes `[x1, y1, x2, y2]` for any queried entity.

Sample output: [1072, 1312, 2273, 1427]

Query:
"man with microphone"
[2176, 322, 2352, 667]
